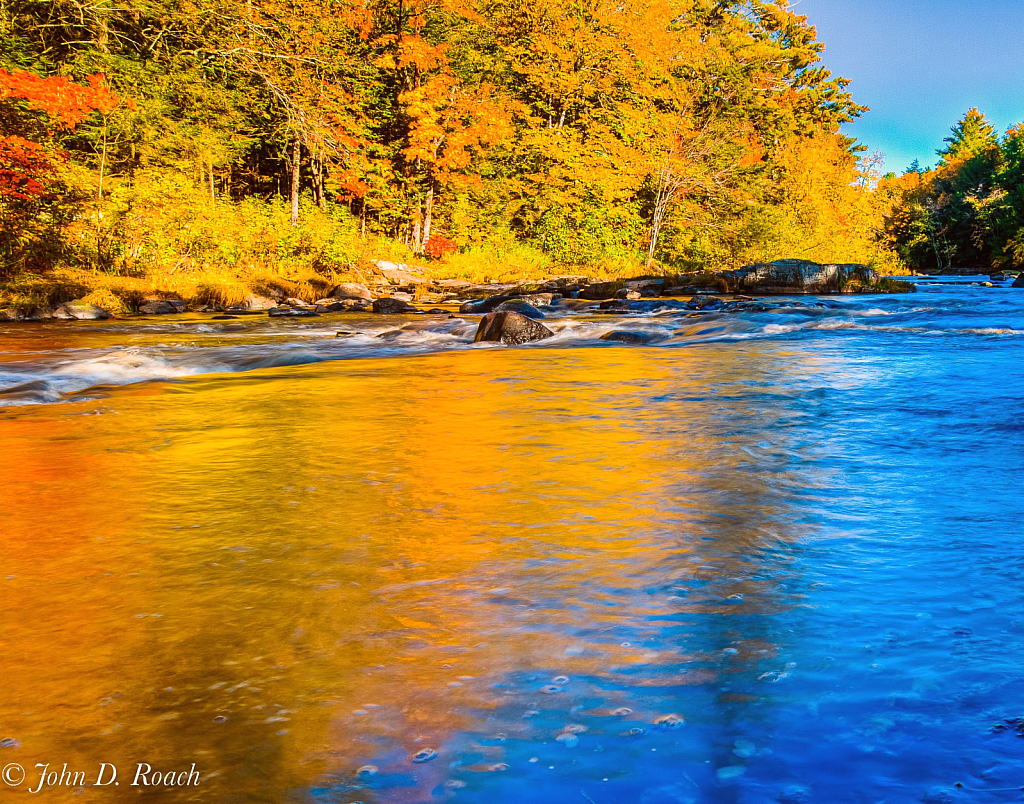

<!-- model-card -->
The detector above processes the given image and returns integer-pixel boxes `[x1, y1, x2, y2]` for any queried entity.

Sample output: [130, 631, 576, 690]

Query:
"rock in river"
[687, 293, 722, 310]
[372, 297, 418, 314]
[474, 311, 554, 345]
[579, 280, 624, 300]
[269, 307, 320, 317]
[494, 299, 545, 319]
[1013, 273, 1024, 288]
[459, 294, 515, 314]
[728, 259, 878, 295]
[139, 298, 183, 315]
[600, 330, 657, 344]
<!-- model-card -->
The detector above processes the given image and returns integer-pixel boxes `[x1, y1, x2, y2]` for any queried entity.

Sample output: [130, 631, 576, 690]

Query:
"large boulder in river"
[474, 311, 554, 345]
[728, 260, 878, 295]
[1013, 273, 1024, 288]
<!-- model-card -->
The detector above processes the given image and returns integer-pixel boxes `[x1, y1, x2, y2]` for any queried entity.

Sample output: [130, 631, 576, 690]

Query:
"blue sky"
[795, 0, 1024, 173]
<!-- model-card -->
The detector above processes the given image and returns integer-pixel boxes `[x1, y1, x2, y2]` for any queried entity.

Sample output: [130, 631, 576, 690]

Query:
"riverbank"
[0, 259, 915, 322]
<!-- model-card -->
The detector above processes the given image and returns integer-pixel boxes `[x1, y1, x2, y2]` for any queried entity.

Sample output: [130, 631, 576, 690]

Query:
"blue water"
[1, 281, 1023, 803]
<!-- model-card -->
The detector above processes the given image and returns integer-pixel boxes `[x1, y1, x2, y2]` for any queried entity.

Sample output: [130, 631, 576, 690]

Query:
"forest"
[1, 0, 1022, 312]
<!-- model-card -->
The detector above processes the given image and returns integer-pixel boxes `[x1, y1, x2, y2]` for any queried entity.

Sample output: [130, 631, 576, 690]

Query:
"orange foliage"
[401, 78, 513, 182]
[0, 136, 65, 203]
[0, 70, 123, 129]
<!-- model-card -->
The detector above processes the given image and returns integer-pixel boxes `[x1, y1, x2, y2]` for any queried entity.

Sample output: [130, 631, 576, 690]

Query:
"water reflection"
[2, 333, 1023, 803]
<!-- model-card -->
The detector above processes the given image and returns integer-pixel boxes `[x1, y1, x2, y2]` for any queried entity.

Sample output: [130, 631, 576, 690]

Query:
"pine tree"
[937, 108, 997, 164]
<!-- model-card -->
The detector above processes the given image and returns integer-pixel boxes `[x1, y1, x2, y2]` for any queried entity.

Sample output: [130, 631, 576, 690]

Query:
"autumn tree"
[0, 69, 123, 272]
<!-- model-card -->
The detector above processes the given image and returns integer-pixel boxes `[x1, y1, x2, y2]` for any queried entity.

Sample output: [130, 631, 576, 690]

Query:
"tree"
[0, 69, 123, 273]
[937, 108, 997, 164]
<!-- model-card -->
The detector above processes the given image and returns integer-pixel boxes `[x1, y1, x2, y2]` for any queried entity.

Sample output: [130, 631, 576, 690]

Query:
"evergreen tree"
[937, 108, 997, 164]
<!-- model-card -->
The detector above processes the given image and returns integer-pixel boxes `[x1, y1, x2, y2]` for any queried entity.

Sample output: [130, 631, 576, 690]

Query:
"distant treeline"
[880, 109, 1024, 273]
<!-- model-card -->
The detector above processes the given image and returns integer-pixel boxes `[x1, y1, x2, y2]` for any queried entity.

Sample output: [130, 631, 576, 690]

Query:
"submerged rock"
[495, 299, 545, 319]
[372, 297, 418, 314]
[474, 311, 554, 345]
[600, 330, 657, 344]
[411, 747, 438, 763]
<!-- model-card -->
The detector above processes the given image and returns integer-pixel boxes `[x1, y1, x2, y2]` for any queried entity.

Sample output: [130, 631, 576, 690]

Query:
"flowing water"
[1, 281, 1023, 803]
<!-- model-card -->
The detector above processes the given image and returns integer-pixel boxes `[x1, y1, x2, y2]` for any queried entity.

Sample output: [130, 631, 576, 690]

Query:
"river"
[1, 281, 1022, 803]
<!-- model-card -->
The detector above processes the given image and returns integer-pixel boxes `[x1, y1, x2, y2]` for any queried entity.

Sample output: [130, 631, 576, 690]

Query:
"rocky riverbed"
[0, 259, 917, 322]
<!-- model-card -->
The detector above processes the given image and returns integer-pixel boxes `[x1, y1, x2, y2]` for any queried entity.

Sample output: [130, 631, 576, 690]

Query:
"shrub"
[424, 235, 457, 259]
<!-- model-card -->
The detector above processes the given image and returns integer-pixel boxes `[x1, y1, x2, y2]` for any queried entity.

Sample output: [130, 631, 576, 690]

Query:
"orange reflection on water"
[0, 344, 803, 802]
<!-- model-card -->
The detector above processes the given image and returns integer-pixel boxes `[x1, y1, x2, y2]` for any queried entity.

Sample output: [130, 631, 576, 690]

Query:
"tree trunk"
[95, 2, 110, 53]
[647, 163, 673, 268]
[422, 180, 435, 247]
[209, 154, 215, 203]
[290, 132, 300, 226]
[97, 117, 108, 201]
[314, 151, 326, 209]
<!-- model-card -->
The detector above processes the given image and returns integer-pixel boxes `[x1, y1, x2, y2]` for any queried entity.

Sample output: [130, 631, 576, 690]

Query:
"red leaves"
[423, 235, 457, 258]
[0, 136, 64, 203]
[0, 70, 122, 129]
[333, 170, 371, 201]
